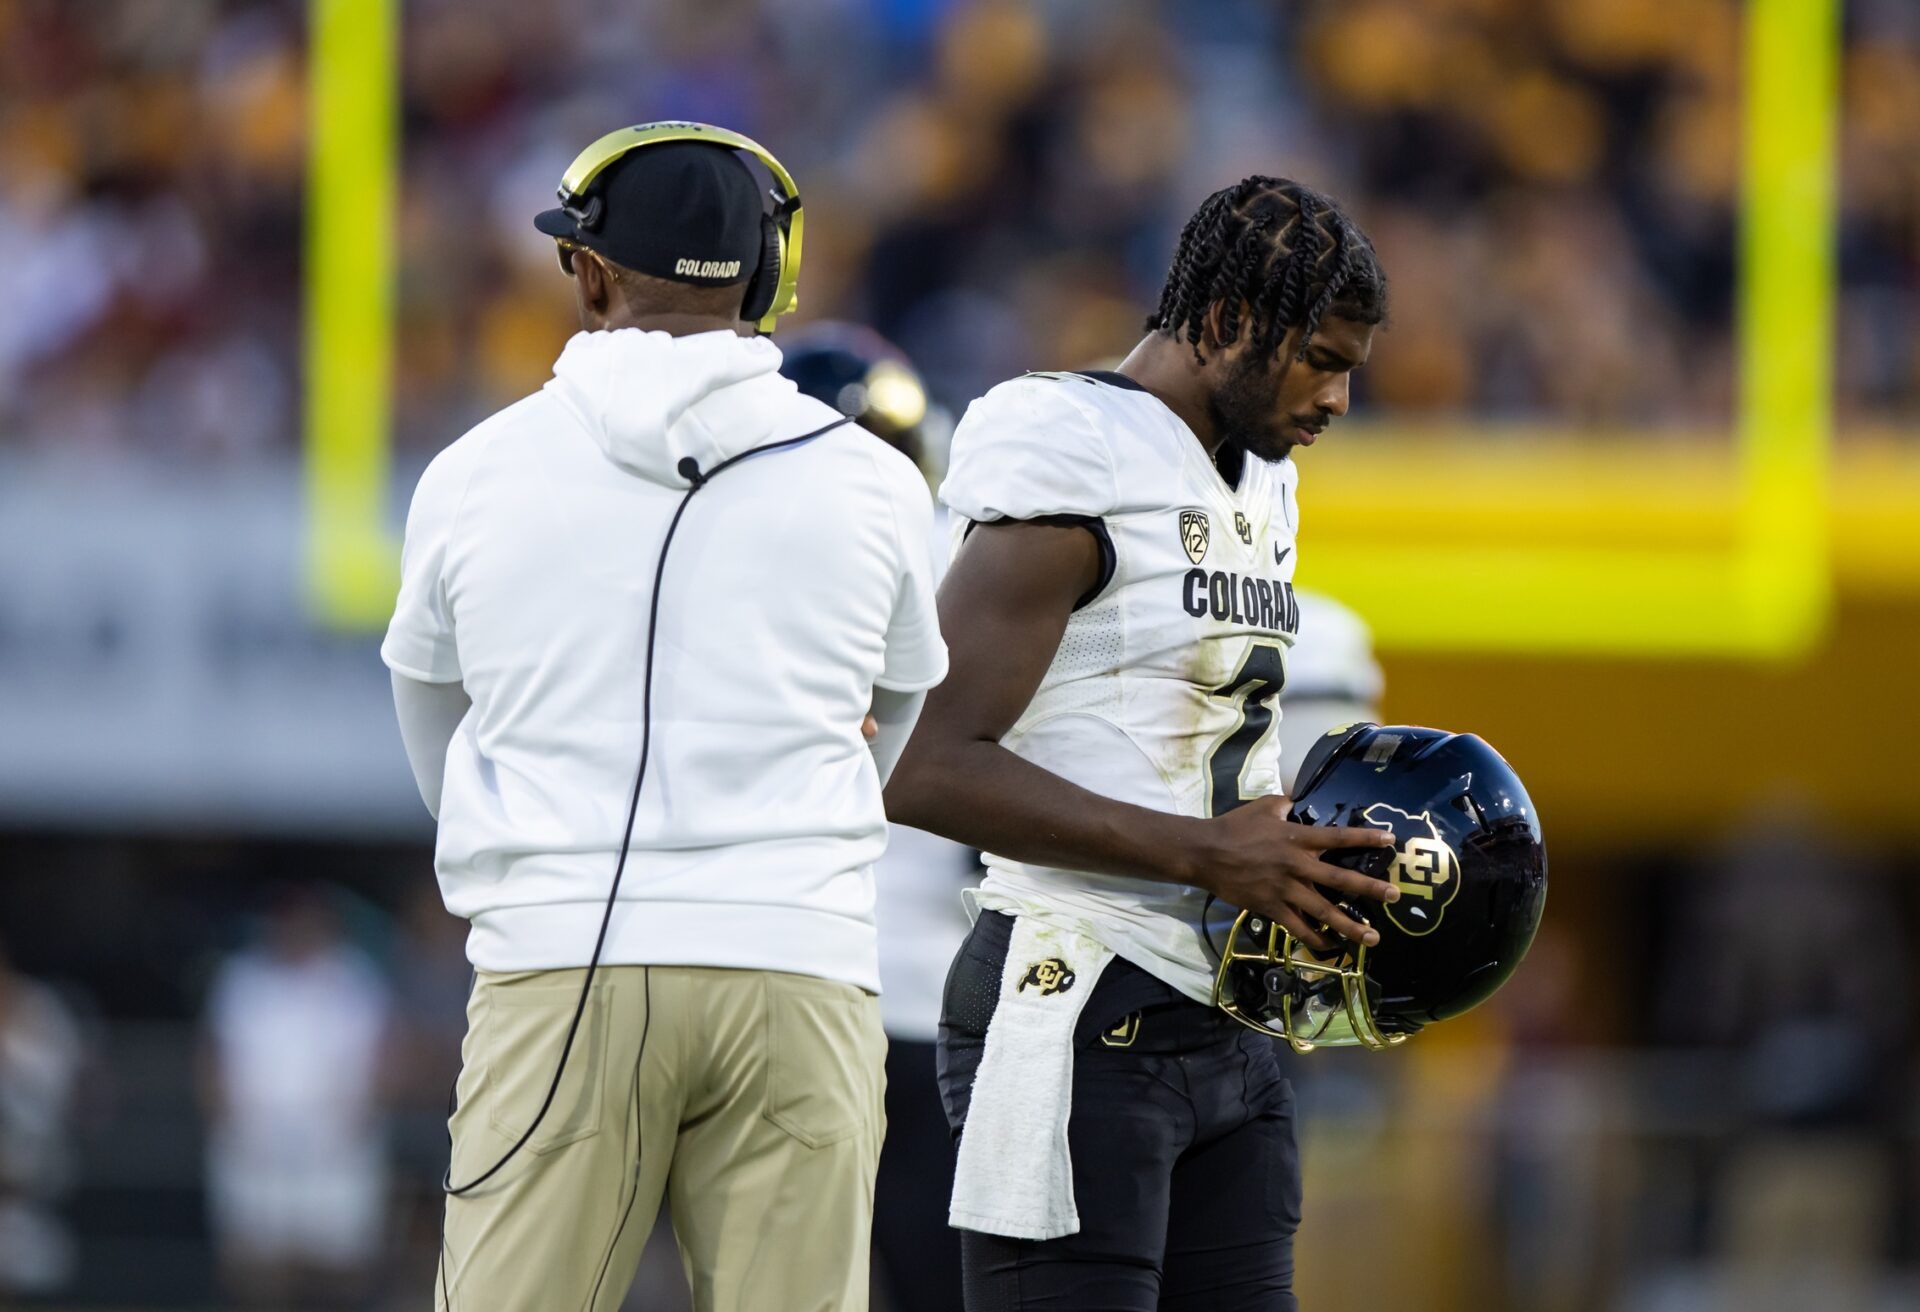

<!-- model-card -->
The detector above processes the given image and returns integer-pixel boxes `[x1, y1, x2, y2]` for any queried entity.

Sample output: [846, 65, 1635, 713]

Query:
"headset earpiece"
[741, 208, 784, 327]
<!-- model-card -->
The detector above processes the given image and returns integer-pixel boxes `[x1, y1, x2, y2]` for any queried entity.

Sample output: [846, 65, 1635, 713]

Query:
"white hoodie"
[382, 329, 947, 990]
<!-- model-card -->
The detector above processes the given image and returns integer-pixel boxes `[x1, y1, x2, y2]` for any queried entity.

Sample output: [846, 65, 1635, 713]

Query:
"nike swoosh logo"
[1274, 545, 1291, 566]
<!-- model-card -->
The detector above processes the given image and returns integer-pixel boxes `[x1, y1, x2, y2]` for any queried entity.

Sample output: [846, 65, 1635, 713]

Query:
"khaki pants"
[435, 966, 887, 1312]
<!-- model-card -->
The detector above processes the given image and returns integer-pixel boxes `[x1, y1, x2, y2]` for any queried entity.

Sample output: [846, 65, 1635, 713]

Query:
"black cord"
[439, 416, 848, 1203]
[440, 470, 691, 1195]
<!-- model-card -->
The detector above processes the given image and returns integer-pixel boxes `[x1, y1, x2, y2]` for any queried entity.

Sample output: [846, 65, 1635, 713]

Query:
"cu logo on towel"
[1018, 958, 1076, 996]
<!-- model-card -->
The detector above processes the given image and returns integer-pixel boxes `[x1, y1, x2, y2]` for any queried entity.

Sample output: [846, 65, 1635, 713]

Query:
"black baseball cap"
[534, 141, 764, 287]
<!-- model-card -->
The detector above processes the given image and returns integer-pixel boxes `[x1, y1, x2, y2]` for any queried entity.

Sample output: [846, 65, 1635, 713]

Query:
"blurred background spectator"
[1647, 816, 1912, 1312]
[0, 936, 85, 1297]
[196, 885, 392, 1309]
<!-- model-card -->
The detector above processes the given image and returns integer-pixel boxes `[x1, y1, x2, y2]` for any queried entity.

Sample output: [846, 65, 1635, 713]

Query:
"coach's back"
[383, 326, 946, 989]
[398, 129, 949, 1312]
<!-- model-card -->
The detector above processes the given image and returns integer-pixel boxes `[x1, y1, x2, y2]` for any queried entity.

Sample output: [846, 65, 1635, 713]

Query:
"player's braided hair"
[1146, 177, 1386, 364]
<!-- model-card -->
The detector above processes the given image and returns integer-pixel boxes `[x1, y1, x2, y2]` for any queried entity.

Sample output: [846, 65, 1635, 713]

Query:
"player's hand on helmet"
[1192, 796, 1399, 954]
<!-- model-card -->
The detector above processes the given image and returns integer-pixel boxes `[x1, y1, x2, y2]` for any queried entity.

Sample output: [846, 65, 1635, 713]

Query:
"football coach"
[382, 123, 948, 1312]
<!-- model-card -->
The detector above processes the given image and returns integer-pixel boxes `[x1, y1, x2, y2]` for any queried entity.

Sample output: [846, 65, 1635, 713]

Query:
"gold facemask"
[1210, 910, 1410, 1053]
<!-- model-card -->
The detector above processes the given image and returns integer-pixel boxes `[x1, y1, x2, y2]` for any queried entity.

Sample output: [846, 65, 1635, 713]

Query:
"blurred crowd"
[0, 0, 1915, 467]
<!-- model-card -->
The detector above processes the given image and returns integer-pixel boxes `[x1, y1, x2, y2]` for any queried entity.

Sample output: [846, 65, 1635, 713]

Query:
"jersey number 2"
[1205, 641, 1287, 817]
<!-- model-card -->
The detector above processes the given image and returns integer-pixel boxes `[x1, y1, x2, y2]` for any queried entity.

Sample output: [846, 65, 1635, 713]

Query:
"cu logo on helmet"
[1361, 803, 1462, 936]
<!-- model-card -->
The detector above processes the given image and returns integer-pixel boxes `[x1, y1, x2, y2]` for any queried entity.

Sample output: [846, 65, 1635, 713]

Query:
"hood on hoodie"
[545, 328, 828, 487]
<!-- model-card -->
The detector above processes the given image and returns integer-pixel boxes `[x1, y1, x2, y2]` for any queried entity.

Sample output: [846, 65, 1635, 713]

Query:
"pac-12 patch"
[1179, 510, 1210, 564]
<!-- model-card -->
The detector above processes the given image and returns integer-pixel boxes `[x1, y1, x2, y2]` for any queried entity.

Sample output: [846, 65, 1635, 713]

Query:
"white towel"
[948, 914, 1115, 1240]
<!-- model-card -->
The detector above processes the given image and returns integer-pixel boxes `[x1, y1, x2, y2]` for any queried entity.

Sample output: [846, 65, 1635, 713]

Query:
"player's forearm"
[886, 737, 1202, 886]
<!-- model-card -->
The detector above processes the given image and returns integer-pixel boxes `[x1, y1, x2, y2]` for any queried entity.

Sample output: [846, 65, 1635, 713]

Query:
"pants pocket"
[478, 977, 609, 1155]
[764, 977, 879, 1150]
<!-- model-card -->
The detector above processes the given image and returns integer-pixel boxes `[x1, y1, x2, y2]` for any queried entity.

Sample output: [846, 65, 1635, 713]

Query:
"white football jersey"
[939, 370, 1302, 1003]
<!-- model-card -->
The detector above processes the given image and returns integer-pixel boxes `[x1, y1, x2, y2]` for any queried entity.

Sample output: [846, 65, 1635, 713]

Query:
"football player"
[886, 176, 1394, 1311]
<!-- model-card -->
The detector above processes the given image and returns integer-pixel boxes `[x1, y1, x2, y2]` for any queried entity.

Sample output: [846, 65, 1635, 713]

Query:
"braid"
[1294, 206, 1354, 360]
[1262, 205, 1314, 358]
[1209, 211, 1275, 353]
[1145, 176, 1386, 362]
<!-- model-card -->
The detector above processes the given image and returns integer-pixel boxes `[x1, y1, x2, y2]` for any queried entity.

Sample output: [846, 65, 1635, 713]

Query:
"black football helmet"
[1211, 723, 1548, 1051]
[776, 322, 928, 459]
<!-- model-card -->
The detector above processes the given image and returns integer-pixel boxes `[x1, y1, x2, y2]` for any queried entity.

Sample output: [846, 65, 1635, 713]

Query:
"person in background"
[1275, 590, 1385, 793]
[0, 936, 84, 1297]
[781, 323, 972, 1312]
[198, 884, 393, 1309]
[1652, 816, 1910, 1312]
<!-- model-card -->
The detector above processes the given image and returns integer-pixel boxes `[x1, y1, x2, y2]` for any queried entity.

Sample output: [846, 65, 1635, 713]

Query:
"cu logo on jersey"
[1179, 510, 1210, 564]
[1361, 803, 1462, 936]
[1018, 958, 1077, 996]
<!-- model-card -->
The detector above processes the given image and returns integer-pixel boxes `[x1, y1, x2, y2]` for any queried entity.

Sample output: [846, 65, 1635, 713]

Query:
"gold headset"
[551, 121, 804, 335]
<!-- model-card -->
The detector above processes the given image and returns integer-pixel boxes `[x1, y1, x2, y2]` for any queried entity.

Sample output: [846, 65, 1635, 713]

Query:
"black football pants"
[936, 911, 1301, 1312]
